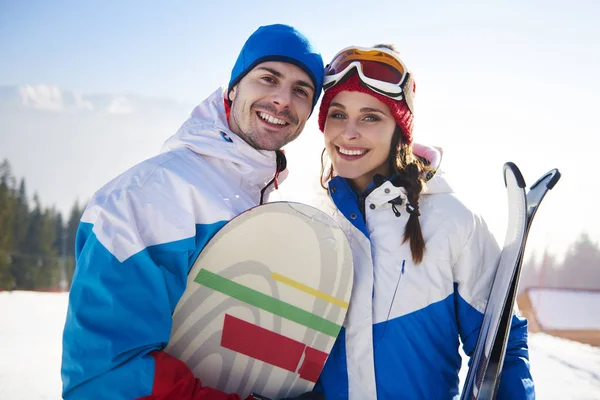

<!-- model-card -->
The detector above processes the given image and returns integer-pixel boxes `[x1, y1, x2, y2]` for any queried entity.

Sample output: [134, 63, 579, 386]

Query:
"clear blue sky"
[1, 0, 599, 259]
[2, 1, 598, 102]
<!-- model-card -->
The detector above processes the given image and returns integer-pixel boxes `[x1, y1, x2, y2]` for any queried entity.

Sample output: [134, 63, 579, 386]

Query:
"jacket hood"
[412, 143, 453, 195]
[161, 87, 288, 188]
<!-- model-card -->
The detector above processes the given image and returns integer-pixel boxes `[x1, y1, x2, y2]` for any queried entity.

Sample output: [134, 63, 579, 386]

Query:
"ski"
[461, 162, 561, 400]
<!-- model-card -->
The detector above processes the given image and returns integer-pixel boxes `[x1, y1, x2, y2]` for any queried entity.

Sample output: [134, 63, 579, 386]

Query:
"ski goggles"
[323, 46, 414, 111]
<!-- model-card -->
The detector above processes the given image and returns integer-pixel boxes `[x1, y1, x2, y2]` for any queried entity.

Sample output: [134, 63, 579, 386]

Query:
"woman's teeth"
[338, 147, 367, 156]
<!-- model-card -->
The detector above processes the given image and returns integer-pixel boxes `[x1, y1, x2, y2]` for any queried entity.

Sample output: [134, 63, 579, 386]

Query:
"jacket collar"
[160, 87, 287, 190]
[329, 143, 455, 209]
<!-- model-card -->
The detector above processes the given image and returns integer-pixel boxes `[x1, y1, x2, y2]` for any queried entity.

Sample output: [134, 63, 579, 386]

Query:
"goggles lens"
[328, 59, 403, 84]
[325, 48, 407, 85]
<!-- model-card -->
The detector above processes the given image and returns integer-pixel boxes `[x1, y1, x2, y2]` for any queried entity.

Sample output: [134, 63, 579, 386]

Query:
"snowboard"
[461, 162, 561, 400]
[165, 202, 354, 400]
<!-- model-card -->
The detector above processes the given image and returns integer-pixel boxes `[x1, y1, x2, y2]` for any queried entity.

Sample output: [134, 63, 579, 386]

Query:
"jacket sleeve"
[61, 187, 235, 399]
[452, 213, 535, 399]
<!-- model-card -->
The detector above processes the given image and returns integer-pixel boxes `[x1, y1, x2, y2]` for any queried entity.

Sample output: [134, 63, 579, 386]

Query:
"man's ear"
[229, 86, 237, 102]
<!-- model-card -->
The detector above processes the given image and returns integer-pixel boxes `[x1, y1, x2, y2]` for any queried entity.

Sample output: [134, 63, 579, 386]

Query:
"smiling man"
[61, 24, 324, 400]
[228, 62, 315, 151]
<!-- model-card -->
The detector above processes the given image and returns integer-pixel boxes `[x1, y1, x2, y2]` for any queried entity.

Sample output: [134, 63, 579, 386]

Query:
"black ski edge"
[529, 168, 560, 191]
[461, 164, 559, 400]
[461, 165, 527, 400]
[503, 162, 526, 189]
[482, 250, 526, 399]
[483, 168, 561, 399]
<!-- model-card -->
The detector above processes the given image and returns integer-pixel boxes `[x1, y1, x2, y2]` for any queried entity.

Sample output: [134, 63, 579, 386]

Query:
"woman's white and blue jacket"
[314, 149, 535, 399]
[60, 88, 286, 399]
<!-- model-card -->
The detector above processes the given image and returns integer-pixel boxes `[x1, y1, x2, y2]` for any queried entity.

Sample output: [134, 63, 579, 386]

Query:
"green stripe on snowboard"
[195, 269, 341, 337]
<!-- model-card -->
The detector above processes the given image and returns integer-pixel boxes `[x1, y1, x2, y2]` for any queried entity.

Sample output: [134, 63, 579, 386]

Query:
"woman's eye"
[328, 112, 345, 120]
[364, 115, 381, 122]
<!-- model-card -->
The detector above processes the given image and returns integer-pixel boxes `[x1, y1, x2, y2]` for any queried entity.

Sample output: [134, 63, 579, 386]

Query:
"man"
[61, 24, 324, 400]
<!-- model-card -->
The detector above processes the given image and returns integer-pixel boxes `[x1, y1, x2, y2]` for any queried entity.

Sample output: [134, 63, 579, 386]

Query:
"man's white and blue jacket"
[60, 88, 286, 399]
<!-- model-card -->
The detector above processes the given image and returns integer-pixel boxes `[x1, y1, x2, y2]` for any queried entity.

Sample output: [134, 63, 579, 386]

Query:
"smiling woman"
[322, 89, 397, 192]
[313, 44, 536, 400]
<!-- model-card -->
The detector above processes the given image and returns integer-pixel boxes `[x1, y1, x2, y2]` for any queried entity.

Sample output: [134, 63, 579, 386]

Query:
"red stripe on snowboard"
[298, 346, 328, 382]
[220, 314, 327, 383]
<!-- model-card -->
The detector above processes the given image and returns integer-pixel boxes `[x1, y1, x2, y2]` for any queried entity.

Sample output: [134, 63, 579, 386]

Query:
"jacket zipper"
[378, 259, 406, 341]
[259, 150, 287, 205]
[386, 259, 405, 321]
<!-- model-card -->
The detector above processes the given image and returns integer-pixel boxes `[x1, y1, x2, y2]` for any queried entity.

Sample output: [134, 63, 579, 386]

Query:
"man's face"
[228, 61, 315, 151]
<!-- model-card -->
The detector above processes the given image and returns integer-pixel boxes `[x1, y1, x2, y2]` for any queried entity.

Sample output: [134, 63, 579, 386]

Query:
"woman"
[313, 45, 535, 399]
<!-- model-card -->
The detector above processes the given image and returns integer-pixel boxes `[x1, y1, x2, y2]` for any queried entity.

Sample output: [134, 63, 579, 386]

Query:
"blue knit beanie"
[228, 24, 324, 110]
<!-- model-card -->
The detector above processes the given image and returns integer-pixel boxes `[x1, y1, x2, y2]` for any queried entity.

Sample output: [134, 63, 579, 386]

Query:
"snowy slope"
[528, 288, 600, 330]
[1, 291, 599, 399]
[0, 292, 67, 400]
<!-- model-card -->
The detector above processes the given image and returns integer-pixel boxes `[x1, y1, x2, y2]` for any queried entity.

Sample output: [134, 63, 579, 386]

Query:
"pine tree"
[560, 233, 600, 290]
[54, 212, 69, 290]
[37, 207, 59, 289]
[538, 250, 560, 288]
[15, 193, 41, 289]
[9, 178, 30, 288]
[519, 251, 539, 294]
[65, 201, 84, 285]
[53, 212, 64, 253]
[19, 195, 58, 289]
[13, 178, 29, 249]
[0, 160, 16, 289]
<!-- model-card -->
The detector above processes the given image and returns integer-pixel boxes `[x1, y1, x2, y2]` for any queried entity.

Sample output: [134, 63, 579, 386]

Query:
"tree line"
[520, 232, 600, 292]
[0, 159, 83, 290]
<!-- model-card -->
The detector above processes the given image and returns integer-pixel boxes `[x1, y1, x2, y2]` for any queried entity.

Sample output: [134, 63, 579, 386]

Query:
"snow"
[0, 291, 68, 400]
[1, 291, 599, 399]
[528, 334, 600, 399]
[527, 288, 600, 330]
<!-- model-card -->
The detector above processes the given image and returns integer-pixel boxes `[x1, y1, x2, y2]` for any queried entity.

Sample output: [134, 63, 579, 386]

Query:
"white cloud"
[18, 84, 63, 111]
[2, 85, 193, 116]
[16, 84, 94, 112]
[67, 91, 94, 111]
[106, 96, 134, 115]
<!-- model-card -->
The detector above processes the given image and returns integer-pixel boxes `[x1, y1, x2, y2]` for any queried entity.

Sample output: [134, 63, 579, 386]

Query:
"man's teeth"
[259, 112, 286, 125]
[339, 147, 367, 156]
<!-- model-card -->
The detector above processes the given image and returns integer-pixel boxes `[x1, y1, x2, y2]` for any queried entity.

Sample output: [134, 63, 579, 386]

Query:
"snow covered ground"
[1, 291, 599, 399]
[1, 291, 67, 400]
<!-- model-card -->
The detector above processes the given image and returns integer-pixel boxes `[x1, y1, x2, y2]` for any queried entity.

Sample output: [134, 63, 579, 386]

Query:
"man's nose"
[270, 86, 292, 109]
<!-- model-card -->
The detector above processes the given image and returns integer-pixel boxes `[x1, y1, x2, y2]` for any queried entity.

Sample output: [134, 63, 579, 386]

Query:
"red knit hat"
[318, 72, 415, 144]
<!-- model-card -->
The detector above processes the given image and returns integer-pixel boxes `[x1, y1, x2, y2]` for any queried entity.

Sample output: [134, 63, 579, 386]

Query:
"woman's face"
[324, 90, 396, 192]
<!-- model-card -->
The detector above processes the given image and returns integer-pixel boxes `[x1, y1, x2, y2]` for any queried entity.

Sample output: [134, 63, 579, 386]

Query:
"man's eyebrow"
[255, 66, 283, 78]
[255, 67, 315, 92]
[295, 79, 315, 93]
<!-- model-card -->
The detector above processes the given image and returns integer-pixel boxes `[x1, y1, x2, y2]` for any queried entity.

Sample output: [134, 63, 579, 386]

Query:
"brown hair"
[320, 44, 432, 264]
[389, 126, 432, 264]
